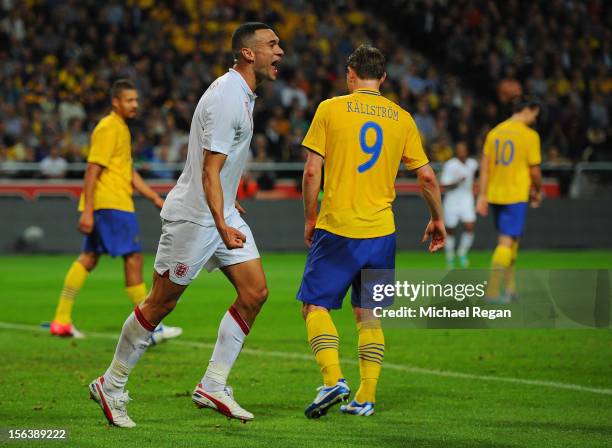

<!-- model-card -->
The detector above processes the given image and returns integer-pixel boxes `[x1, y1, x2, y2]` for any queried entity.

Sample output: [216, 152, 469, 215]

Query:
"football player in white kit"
[440, 141, 478, 268]
[88, 22, 284, 427]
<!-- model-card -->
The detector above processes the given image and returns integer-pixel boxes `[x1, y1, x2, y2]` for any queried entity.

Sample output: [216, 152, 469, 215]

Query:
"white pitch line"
[1, 321, 611, 396]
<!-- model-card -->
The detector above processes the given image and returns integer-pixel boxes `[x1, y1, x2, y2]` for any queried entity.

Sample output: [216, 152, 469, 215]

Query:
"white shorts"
[154, 215, 260, 286]
[444, 198, 476, 228]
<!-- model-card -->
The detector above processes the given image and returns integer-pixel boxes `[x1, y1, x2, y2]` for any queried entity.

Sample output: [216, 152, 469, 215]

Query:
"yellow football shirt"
[302, 88, 429, 238]
[78, 112, 134, 212]
[483, 120, 541, 204]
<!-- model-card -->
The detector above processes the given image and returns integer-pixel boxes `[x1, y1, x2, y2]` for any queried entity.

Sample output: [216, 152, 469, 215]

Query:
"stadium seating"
[0, 0, 609, 183]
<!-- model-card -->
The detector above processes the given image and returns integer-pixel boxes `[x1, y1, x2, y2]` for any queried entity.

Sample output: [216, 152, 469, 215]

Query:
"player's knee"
[302, 303, 325, 320]
[498, 236, 514, 248]
[78, 253, 99, 271]
[250, 285, 268, 305]
[240, 285, 268, 312]
[125, 252, 143, 267]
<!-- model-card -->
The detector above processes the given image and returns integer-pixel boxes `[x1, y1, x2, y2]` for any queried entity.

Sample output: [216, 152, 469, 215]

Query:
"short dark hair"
[111, 79, 136, 99]
[232, 22, 272, 59]
[512, 95, 541, 113]
[346, 44, 386, 80]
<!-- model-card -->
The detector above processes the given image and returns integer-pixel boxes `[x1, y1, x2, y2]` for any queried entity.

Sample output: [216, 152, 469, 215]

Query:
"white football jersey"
[440, 157, 478, 204]
[161, 69, 256, 226]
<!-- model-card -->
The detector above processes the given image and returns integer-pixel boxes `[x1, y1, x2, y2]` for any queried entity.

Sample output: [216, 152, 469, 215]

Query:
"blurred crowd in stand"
[0, 0, 609, 190]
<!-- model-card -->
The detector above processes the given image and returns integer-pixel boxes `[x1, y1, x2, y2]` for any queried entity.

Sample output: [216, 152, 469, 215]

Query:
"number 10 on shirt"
[358, 121, 383, 173]
[494, 138, 514, 166]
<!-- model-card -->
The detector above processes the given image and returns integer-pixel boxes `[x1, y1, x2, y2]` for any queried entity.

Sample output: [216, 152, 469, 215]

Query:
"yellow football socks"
[306, 309, 343, 387]
[492, 245, 513, 268]
[53, 261, 89, 325]
[125, 282, 147, 306]
[487, 245, 513, 297]
[355, 321, 385, 404]
[505, 241, 519, 294]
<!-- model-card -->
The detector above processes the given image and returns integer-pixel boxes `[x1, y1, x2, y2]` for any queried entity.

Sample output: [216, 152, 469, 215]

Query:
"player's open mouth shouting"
[271, 58, 281, 78]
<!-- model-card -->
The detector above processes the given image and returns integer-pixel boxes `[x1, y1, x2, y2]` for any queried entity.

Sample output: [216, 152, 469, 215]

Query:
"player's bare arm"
[78, 162, 104, 235]
[302, 150, 323, 248]
[132, 169, 164, 209]
[476, 153, 489, 217]
[202, 149, 246, 249]
[414, 163, 446, 252]
[529, 164, 542, 208]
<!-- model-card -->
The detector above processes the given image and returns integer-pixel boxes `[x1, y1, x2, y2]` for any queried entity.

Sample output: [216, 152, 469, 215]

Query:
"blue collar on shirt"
[229, 68, 257, 100]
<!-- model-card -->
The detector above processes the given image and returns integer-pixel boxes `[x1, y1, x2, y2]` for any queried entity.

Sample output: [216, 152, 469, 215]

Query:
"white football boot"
[88, 376, 136, 428]
[192, 383, 254, 422]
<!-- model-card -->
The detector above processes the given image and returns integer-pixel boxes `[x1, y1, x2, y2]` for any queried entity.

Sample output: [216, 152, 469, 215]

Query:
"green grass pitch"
[1, 251, 611, 447]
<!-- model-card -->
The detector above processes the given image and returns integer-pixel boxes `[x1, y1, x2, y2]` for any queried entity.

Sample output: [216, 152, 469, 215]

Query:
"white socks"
[101, 306, 251, 396]
[458, 232, 474, 257]
[201, 306, 250, 392]
[446, 232, 475, 262]
[103, 308, 154, 396]
[445, 235, 456, 264]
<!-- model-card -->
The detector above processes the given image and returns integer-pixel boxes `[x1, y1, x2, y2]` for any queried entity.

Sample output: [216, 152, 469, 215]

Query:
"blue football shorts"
[297, 229, 396, 310]
[491, 202, 529, 238]
[82, 209, 142, 257]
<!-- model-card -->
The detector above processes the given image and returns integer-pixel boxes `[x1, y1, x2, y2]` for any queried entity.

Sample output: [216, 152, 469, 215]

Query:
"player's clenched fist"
[78, 211, 94, 235]
[219, 225, 247, 249]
